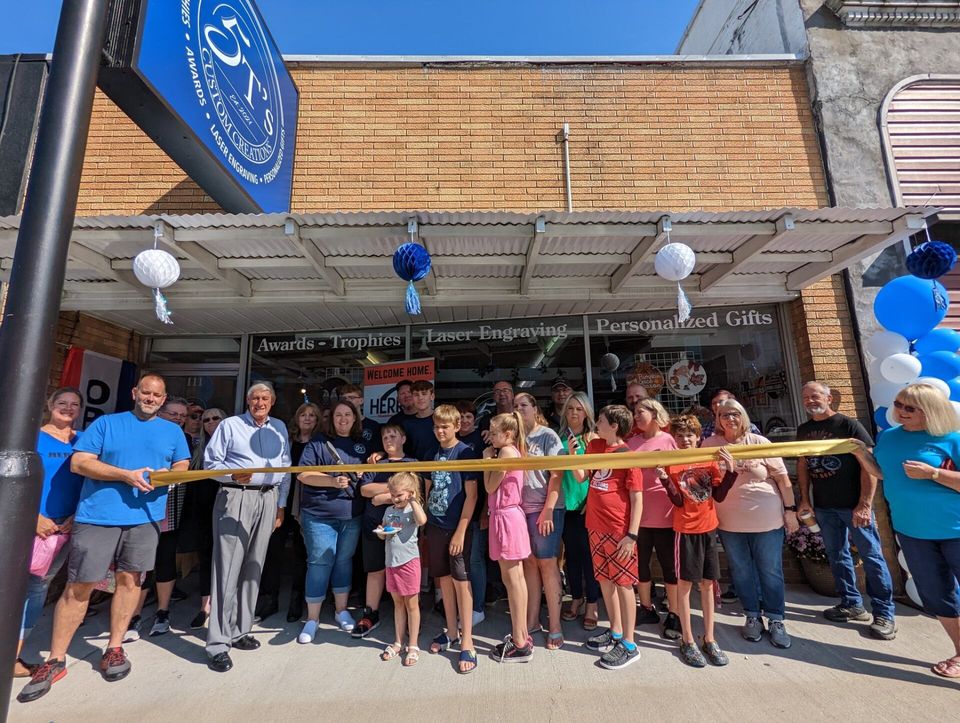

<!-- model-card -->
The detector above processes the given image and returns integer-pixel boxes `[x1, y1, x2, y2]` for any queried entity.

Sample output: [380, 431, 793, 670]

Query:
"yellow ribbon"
[149, 439, 857, 487]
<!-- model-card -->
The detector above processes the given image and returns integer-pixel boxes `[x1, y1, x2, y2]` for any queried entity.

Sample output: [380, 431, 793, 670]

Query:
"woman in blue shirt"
[295, 400, 369, 644]
[853, 382, 960, 679]
[15, 387, 84, 678]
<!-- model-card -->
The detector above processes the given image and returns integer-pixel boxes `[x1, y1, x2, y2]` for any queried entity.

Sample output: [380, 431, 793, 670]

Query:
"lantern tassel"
[676, 283, 692, 323]
[405, 280, 422, 315]
[153, 288, 174, 325]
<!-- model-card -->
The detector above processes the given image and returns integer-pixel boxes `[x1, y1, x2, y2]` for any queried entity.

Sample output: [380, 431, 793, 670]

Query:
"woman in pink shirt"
[701, 399, 799, 650]
[626, 398, 681, 640]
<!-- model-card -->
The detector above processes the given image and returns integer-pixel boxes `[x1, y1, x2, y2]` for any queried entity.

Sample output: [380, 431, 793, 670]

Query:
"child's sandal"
[458, 648, 478, 674]
[403, 646, 420, 667]
[380, 643, 402, 661]
[429, 631, 459, 654]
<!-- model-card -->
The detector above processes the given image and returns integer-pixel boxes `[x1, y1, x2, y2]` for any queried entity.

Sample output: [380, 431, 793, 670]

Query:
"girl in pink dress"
[484, 412, 534, 663]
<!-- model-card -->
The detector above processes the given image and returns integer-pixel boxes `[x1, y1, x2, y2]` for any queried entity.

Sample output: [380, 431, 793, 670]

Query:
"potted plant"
[786, 526, 849, 597]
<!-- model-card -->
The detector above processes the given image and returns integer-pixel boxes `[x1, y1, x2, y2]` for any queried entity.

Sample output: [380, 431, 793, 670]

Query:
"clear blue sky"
[0, 0, 701, 55]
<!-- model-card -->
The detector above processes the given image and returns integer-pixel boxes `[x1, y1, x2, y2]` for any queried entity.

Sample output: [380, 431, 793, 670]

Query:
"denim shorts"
[526, 508, 565, 559]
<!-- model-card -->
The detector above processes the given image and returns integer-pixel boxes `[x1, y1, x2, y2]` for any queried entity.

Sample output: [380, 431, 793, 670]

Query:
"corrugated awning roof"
[0, 207, 939, 335]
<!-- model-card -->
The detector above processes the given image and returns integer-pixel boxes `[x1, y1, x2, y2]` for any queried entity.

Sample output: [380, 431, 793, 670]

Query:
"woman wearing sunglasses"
[701, 398, 798, 650]
[852, 383, 960, 679]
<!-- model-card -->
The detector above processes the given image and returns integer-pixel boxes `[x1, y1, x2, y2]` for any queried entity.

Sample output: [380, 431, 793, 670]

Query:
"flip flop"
[582, 611, 599, 631]
[429, 631, 459, 654]
[546, 631, 565, 650]
[932, 657, 960, 678]
[561, 599, 583, 622]
[458, 648, 478, 674]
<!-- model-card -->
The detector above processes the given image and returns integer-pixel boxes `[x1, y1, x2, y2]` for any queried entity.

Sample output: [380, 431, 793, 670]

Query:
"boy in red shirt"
[656, 414, 736, 668]
[571, 404, 643, 670]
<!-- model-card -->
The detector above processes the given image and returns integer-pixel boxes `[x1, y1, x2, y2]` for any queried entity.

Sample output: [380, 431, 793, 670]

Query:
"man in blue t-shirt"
[20, 373, 189, 703]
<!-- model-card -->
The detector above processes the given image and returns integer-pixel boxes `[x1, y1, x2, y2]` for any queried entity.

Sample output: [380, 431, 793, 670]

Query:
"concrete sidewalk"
[9, 584, 958, 722]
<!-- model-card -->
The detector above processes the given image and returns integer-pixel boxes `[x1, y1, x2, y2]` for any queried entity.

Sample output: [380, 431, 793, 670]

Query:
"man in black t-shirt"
[796, 381, 896, 640]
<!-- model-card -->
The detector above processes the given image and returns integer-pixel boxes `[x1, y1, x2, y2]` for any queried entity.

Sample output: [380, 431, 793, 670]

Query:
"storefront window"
[586, 305, 796, 440]
[250, 327, 408, 423]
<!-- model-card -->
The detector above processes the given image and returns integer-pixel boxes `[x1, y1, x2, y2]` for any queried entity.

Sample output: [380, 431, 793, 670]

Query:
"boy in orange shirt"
[656, 415, 736, 668]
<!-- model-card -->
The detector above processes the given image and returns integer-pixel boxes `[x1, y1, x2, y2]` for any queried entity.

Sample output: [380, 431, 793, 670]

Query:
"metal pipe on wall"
[0, 0, 109, 715]
[556, 122, 573, 212]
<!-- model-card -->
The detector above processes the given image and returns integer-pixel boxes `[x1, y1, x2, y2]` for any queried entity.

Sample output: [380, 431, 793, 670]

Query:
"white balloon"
[654, 243, 696, 282]
[886, 405, 900, 428]
[867, 357, 885, 381]
[915, 377, 951, 398]
[133, 249, 180, 289]
[905, 577, 922, 607]
[870, 379, 905, 407]
[880, 353, 922, 384]
[866, 330, 910, 359]
[896, 550, 910, 575]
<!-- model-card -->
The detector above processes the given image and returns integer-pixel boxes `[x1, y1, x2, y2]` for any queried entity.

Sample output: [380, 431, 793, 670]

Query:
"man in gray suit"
[203, 382, 290, 672]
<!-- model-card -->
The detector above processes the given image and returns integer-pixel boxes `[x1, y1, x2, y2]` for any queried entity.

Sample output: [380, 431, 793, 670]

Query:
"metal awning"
[0, 207, 938, 335]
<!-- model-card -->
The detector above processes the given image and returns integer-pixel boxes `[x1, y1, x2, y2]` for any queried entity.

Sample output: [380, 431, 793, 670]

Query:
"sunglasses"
[202, 415, 222, 423]
[893, 400, 919, 414]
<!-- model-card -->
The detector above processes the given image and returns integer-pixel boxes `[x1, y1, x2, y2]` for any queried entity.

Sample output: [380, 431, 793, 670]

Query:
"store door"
[149, 363, 242, 416]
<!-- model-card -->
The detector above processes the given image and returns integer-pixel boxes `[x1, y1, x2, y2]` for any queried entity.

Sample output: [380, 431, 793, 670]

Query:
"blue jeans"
[897, 532, 960, 618]
[562, 510, 600, 603]
[20, 534, 72, 640]
[469, 521, 488, 613]
[719, 528, 786, 621]
[816, 508, 895, 620]
[300, 513, 361, 604]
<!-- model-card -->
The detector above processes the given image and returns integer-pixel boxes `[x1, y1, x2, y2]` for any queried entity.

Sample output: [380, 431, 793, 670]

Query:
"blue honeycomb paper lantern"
[392, 243, 432, 315]
[906, 241, 957, 280]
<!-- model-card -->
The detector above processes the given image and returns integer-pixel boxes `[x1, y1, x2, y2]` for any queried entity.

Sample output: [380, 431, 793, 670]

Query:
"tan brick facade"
[76, 63, 828, 215]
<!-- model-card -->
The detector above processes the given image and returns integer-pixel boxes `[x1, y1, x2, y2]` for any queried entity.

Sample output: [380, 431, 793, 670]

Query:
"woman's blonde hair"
[559, 392, 596, 436]
[190, 407, 227, 470]
[897, 383, 960, 437]
[490, 411, 528, 456]
[635, 398, 671, 429]
[387, 471, 423, 505]
[288, 402, 322, 440]
[715, 398, 752, 440]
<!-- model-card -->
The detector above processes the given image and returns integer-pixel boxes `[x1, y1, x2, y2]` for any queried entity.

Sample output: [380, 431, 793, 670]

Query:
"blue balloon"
[919, 350, 960, 381]
[874, 275, 949, 341]
[914, 328, 960, 356]
[948, 377, 960, 402]
[874, 407, 890, 429]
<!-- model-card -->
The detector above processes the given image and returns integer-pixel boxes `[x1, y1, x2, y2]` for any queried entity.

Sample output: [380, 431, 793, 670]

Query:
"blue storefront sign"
[101, 0, 298, 213]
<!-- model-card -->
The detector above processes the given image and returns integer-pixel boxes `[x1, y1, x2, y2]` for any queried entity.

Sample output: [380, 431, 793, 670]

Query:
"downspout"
[556, 122, 573, 212]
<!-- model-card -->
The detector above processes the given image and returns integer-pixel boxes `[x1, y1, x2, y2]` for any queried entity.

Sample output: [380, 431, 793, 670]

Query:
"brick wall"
[75, 62, 828, 215]
[49, 312, 142, 396]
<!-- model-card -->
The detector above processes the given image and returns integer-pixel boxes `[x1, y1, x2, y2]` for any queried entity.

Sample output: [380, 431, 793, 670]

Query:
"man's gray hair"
[160, 396, 189, 410]
[247, 382, 276, 399]
[802, 381, 831, 396]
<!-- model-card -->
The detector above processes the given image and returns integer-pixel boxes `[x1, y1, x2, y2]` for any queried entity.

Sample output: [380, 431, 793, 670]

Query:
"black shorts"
[425, 523, 471, 582]
[637, 527, 678, 584]
[362, 532, 386, 573]
[676, 530, 721, 583]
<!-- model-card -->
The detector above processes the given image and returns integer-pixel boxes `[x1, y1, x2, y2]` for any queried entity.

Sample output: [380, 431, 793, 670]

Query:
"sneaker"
[298, 620, 319, 644]
[335, 609, 356, 632]
[491, 634, 534, 663]
[17, 659, 67, 703]
[189, 610, 208, 630]
[599, 640, 640, 670]
[471, 609, 485, 627]
[585, 628, 616, 653]
[742, 616, 764, 642]
[149, 609, 171, 637]
[679, 641, 706, 668]
[662, 612, 682, 640]
[636, 605, 660, 625]
[720, 586, 738, 603]
[350, 608, 380, 638]
[869, 616, 897, 641]
[823, 604, 870, 623]
[701, 640, 729, 666]
[768, 620, 791, 649]
[99, 647, 131, 681]
[124, 615, 142, 643]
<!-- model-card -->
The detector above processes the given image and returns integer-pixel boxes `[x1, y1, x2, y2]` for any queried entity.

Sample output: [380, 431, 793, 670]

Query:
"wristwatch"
[783, 504, 797, 512]
[625, 532, 638, 541]
[932, 468, 940, 480]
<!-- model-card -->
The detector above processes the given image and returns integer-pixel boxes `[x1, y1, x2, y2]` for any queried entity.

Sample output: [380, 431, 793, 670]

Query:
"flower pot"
[800, 557, 866, 598]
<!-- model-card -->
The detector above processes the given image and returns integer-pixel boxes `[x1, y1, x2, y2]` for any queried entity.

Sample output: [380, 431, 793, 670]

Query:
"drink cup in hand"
[798, 509, 821, 533]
